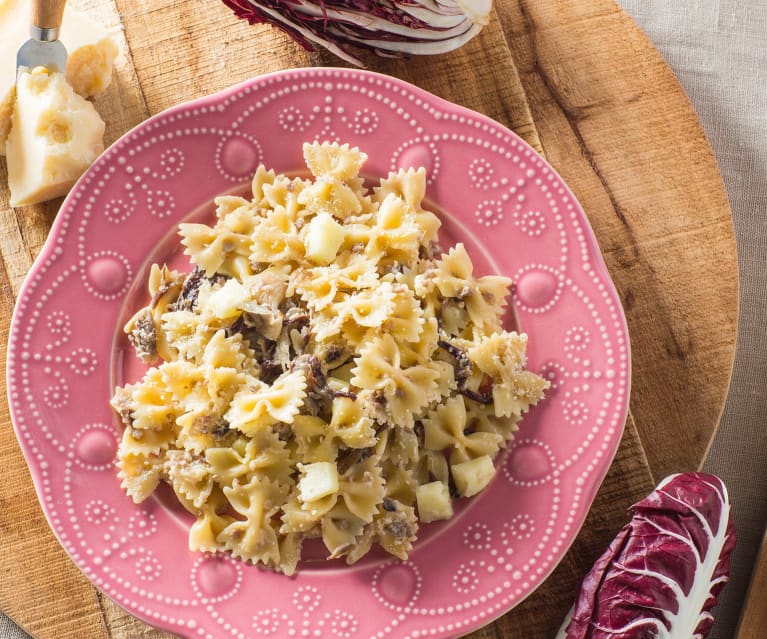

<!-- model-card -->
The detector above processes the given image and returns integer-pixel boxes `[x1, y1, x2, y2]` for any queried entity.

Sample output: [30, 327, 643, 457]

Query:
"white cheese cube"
[298, 462, 339, 502]
[416, 481, 453, 523]
[452, 455, 496, 498]
[207, 278, 249, 319]
[0, 0, 118, 153]
[7, 67, 105, 207]
[304, 211, 346, 265]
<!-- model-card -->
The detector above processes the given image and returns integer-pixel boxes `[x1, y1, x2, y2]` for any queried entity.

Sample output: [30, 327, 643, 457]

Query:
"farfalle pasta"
[111, 141, 549, 574]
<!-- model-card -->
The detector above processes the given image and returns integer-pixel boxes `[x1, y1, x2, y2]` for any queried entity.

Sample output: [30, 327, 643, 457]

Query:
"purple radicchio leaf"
[558, 472, 736, 639]
[220, 0, 493, 66]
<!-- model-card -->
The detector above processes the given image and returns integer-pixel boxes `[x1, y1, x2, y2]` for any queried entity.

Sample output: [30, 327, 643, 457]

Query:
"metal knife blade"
[16, 38, 67, 73]
[16, 0, 68, 73]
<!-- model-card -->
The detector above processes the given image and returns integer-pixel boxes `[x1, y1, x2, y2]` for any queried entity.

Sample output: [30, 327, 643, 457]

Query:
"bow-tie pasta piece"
[116, 452, 165, 503]
[164, 449, 215, 511]
[224, 369, 307, 436]
[374, 167, 441, 250]
[218, 476, 289, 565]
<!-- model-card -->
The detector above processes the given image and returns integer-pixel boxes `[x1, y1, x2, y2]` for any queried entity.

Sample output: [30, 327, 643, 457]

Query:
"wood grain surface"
[0, 0, 737, 638]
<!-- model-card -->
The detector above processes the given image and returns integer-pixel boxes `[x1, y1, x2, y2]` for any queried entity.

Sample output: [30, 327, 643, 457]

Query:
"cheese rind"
[0, 0, 118, 154]
[7, 67, 105, 207]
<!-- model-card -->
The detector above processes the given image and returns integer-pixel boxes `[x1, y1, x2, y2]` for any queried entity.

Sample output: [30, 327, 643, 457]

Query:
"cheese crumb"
[7, 67, 105, 207]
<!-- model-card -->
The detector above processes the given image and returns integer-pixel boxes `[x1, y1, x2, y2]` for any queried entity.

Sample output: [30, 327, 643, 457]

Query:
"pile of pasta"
[111, 142, 549, 574]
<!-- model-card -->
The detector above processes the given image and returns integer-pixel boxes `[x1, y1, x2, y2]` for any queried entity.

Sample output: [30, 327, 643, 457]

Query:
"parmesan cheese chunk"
[298, 462, 339, 502]
[0, 0, 118, 154]
[208, 278, 249, 319]
[416, 481, 453, 523]
[304, 210, 346, 264]
[7, 67, 105, 208]
[452, 455, 496, 498]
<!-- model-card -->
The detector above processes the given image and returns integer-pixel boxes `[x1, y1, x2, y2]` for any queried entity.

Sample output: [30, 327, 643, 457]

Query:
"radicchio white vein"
[558, 472, 735, 639]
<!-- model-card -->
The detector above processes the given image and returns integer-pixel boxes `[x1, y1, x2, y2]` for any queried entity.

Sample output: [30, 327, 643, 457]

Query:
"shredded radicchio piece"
[438, 338, 492, 403]
[212, 420, 232, 438]
[459, 388, 493, 405]
[283, 306, 310, 327]
[292, 354, 325, 391]
[173, 267, 205, 312]
[413, 421, 425, 445]
[259, 358, 284, 385]
[382, 498, 398, 512]
[226, 314, 247, 338]
[291, 354, 356, 401]
[325, 346, 343, 364]
[322, 344, 353, 375]
[336, 446, 374, 475]
[331, 388, 358, 400]
[437, 339, 471, 386]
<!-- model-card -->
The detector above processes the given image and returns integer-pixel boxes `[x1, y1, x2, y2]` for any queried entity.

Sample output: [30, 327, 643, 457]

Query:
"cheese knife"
[16, 0, 67, 73]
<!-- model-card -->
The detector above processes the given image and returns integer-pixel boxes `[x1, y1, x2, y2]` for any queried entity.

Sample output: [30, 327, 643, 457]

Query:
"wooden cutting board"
[0, 0, 738, 638]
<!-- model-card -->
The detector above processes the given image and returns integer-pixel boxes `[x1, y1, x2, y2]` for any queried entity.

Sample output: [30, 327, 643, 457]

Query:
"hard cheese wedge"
[0, 0, 118, 154]
[7, 67, 105, 207]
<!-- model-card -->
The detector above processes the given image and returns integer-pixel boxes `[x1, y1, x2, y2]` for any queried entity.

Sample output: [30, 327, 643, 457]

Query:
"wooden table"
[0, 0, 738, 637]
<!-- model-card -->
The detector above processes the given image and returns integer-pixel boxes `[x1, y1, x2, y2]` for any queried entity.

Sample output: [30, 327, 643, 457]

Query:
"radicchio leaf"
[559, 472, 736, 639]
[220, 0, 493, 66]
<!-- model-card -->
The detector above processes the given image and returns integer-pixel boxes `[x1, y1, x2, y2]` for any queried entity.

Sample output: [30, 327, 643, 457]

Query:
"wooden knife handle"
[31, 0, 66, 30]
[735, 527, 767, 639]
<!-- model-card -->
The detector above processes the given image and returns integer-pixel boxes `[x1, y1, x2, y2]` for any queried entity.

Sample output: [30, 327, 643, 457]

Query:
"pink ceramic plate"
[7, 68, 630, 639]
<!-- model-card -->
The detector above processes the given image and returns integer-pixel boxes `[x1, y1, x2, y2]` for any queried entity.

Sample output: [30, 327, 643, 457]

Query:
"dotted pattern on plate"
[6, 68, 630, 639]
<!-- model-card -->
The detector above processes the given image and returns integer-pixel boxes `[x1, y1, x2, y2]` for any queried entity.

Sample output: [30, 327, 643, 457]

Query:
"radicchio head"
[559, 472, 736, 639]
[221, 0, 492, 66]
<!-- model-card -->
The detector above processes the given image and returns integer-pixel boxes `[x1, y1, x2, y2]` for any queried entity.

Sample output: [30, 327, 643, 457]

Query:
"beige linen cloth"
[620, 1, 767, 637]
[1, 2, 765, 637]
